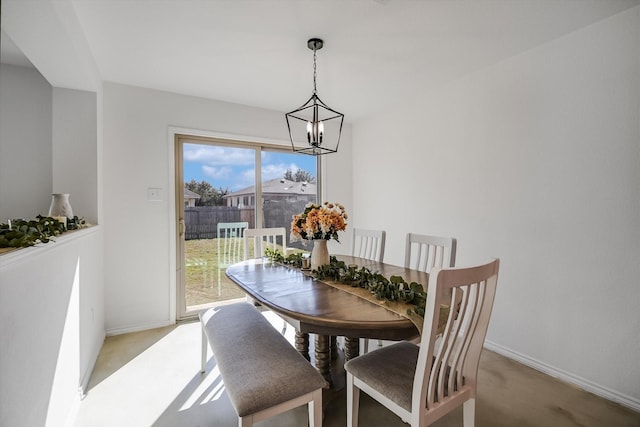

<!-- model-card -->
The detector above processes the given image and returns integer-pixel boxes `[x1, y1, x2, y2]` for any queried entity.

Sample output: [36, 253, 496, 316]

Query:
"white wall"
[323, 126, 354, 256]
[0, 67, 99, 224]
[0, 228, 104, 427]
[0, 64, 52, 221]
[102, 82, 353, 334]
[52, 88, 99, 224]
[352, 6, 640, 408]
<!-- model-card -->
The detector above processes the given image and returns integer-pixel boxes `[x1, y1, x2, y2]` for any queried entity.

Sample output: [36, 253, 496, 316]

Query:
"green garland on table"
[264, 248, 427, 317]
[264, 248, 305, 268]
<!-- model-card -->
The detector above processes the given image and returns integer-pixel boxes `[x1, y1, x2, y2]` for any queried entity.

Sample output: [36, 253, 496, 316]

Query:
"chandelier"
[285, 38, 344, 156]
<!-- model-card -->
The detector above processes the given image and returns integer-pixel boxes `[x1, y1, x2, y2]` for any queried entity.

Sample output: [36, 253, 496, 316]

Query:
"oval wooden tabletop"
[225, 255, 428, 340]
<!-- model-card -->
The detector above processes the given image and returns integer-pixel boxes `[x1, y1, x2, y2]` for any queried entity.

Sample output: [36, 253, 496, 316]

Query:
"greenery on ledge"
[264, 248, 427, 317]
[0, 215, 87, 248]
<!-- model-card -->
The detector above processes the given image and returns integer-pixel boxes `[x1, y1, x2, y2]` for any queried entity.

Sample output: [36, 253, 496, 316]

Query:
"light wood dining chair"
[405, 233, 457, 273]
[365, 233, 456, 354]
[351, 228, 386, 263]
[217, 221, 249, 296]
[243, 227, 289, 334]
[351, 228, 386, 353]
[345, 258, 500, 427]
[243, 227, 287, 259]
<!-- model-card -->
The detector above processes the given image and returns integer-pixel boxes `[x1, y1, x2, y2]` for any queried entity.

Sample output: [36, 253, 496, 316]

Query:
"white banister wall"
[0, 228, 105, 427]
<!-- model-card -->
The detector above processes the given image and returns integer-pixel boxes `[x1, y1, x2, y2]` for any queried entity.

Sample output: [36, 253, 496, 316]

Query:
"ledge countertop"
[0, 225, 100, 268]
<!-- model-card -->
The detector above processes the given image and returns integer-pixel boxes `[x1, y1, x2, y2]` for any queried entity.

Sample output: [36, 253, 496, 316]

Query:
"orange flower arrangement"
[291, 202, 348, 242]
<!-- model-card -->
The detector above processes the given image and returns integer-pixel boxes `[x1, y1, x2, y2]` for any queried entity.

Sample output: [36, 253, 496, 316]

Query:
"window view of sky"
[183, 143, 317, 191]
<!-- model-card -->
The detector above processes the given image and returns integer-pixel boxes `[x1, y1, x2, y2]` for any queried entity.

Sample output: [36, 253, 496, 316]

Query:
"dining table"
[225, 255, 431, 384]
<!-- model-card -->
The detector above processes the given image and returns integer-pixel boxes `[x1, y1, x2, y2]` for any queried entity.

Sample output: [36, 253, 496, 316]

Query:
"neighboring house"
[223, 178, 316, 208]
[184, 188, 201, 207]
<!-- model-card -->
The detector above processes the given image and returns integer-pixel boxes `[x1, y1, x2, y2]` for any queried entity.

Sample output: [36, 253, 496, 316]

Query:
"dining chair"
[364, 232, 456, 354]
[405, 233, 457, 273]
[345, 258, 500, 427]
[243, 227, 289, 334]
[351, 228, 386, 263]
[351, 228, 386, 353]
[243, 227, 287, 259]
[217, 221, 249, 296]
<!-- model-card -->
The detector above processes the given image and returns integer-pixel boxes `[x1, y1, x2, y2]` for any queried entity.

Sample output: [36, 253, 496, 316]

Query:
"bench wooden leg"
[239, 414, 252, 427]
[201, 326, 207, 373]
[309, 388, 323, 427]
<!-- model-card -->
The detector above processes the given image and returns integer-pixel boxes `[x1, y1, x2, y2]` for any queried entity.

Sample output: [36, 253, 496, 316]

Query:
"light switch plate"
[148, 187, 162, 201]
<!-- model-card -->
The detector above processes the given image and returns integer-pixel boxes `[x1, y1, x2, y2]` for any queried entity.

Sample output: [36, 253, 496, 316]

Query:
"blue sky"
[183, 143, 317, 191]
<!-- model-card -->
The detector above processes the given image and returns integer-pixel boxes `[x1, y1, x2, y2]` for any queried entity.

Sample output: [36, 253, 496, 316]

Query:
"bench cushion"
[200, 303, 327, 417]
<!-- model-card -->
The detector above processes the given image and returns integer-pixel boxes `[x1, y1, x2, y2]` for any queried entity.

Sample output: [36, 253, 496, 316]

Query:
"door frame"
[168, 126, 323, 321]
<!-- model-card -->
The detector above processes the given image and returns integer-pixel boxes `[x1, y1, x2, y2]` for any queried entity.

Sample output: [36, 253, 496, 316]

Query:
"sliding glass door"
[175, 136, 317, 318]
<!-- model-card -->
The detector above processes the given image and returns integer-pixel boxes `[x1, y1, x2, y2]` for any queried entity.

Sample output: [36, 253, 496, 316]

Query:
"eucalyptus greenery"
[0, 216, 65, 248]
[0, 215, 87, 249]
[264, 249, 427, 317]
[264, 248, 305, 268]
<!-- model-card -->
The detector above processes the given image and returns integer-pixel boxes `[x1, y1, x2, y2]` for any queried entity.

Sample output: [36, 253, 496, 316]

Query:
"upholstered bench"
[199, 302, 327, 427]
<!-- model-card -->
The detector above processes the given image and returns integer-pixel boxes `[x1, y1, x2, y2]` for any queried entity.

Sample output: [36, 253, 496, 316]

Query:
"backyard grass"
[184, 238, 246, 307]
[184, 238, 302, 307]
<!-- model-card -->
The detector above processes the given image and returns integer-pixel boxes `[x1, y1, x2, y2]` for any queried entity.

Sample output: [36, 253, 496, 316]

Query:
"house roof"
[184, 188, 201, 199]
[224, 178, 316, 198]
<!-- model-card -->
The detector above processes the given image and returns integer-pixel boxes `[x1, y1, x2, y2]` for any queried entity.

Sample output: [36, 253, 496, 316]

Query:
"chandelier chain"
[313, 48, 318, 94]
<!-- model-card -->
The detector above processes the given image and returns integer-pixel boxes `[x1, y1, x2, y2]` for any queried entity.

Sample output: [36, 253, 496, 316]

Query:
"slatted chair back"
[217, 222, 249, 266]
[216, 222, 248, 296]
[352, 228, 386, 352]
[243, 227, 287, 260]
[346, 258, 500, 427]
[404, 233, 457, 273]
[351, 228, 386, 262]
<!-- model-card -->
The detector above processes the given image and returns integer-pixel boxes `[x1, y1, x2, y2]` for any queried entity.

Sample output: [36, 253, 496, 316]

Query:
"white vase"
[310, 239, 330, 270]
[48, 193, 73, 219]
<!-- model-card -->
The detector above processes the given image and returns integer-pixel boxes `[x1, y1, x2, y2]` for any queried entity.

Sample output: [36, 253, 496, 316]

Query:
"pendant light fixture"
[286, 38, 344, 156]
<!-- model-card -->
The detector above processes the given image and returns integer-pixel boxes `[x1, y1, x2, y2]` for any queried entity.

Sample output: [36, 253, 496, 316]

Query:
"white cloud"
[184, 144, 254, 166]
[234, 169, 256, 190]
[202, 165, 232, 180]
[261, 162, 305, 181]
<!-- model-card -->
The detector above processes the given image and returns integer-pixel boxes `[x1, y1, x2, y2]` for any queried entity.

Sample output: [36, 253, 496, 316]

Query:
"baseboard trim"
[484, 340, 640, 412]
[106, 320, 174, 336]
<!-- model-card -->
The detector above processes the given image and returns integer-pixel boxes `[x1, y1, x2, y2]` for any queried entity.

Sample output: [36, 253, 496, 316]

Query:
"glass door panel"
[176, 138, 319, 319]
[260, 150, 317, 252]
[180, 141, 255, 316]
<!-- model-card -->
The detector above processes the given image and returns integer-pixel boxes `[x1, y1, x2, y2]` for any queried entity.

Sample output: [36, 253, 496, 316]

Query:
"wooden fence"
[184, 200, 309, 249]
[184, 206, 241, 240]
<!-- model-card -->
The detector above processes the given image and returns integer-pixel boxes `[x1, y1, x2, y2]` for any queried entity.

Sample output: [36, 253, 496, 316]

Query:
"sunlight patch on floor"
[76, 322, 206, 427]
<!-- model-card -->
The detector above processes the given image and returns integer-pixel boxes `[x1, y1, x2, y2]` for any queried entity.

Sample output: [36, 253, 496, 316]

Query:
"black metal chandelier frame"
[286, 38, 344, 156]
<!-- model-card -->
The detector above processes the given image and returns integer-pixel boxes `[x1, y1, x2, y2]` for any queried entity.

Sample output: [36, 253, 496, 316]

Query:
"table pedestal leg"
[295, 330, 310, 361]
[344, 337, 360, 361]
[315, 334, 332, 384]
[330, 336, 338, 361]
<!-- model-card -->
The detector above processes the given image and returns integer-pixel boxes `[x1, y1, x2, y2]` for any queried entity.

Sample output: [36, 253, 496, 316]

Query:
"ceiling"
[2, 0, 638, 122]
